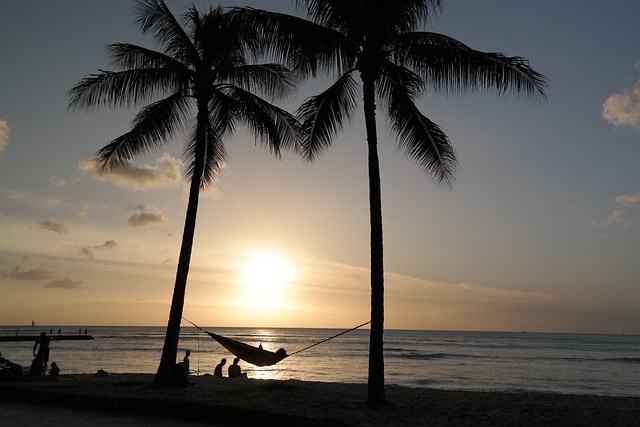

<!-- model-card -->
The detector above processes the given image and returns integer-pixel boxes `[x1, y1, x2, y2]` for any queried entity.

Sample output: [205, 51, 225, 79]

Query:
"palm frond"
[67, 67, 184, 111]
[370, 0, 443, 31]
[226, 63, 297, 102]
[296, 72, 359, 162]
[183, 121, 226, 190]
[223, 86, 300, 157]
[132, 0, 199, 65]
[229, 7, 356, 77]
[386, 81, 457, 187]
[106, 43, 187, 74]
[396, 32, 549, 100]
[377, 60, 425, 103]
[94, 94, 193, 171]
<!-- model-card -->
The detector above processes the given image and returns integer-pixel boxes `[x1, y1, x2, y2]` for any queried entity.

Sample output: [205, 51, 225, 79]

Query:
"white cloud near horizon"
[602, 79, 640, 131]
[79, 153, 183, 190]
[0, 119, 9, 154]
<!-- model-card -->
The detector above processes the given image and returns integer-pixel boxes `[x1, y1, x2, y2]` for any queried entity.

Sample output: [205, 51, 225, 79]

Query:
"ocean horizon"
[1, 326, 638, 397]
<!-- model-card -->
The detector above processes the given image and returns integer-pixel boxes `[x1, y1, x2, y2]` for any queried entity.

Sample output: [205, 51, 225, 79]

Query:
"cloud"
[0, 256, 59, 281]
[591, 193, 640, 228]
[602, 79, 640, 131]
[126, 204, 168, 228]
[49, 176, 67, 188]
[76, 240, 117, 259]
[79, 153, 183, 191]
[0, 119, 9, 154]
[0, 256, 89, 291]
[76, 204, 94, 221]
[49, 176, 82, 188]
[615, 193, 640, 206]
[45, 277, 92, 290]
[38, 220, 69, 234]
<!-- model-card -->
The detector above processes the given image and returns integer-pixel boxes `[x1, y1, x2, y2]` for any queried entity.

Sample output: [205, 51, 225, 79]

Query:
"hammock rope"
[182, 317, 370, 366]
[287, 321, 370, 356]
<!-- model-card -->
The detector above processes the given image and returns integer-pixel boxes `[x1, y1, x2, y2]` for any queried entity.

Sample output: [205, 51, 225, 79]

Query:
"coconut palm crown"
[231, 0, 548, 405]
[68, 0, 298, 385]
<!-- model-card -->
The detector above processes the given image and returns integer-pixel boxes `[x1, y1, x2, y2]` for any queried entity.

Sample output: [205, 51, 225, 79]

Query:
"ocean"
[1, 326, 638, 397]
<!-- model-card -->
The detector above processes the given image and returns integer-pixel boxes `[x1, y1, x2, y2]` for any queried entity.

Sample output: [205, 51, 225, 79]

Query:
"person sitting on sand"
[228, 357, 247, 378]
[49, 362, 60, 376]
[183, 350, 191, 374]
[28, 352, 45, 376]
[214, 358, 226, 377]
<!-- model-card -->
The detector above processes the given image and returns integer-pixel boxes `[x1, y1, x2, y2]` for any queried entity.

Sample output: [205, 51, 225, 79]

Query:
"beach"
[1, 374, 638, 426]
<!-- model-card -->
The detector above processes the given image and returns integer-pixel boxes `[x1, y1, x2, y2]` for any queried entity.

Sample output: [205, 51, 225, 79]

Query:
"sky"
[1, 1, 639, 334]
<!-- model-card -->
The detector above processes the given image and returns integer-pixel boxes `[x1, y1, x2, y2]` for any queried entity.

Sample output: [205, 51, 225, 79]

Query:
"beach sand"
[1, 374, 638, 426]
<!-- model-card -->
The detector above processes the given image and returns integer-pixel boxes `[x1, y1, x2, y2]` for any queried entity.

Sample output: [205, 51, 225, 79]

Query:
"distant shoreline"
[1, 373, 639, 426]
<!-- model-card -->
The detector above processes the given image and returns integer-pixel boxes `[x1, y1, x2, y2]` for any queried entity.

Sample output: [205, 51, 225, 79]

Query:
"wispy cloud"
[38, 219, 69, 234]
[49, 175, 82, 188]
[76, 240, 118, 259]
[590, 193, 640, 228]
[79, 152, 183, 191]
[0, 119, 9, 154]
[602, 63, 640, 131]
[615, 193, 640, 205]
[45, 277, 92, 290]
[126, 204, 168, 228]
[0, 256, 59, 281]
[1, 257, 93, 290]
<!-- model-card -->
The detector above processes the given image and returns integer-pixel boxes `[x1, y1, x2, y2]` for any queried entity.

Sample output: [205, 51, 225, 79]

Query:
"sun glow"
[239, 250, 294, 308]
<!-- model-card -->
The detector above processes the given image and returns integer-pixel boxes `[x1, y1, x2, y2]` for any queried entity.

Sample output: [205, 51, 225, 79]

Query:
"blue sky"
[1, 1, 639, 333]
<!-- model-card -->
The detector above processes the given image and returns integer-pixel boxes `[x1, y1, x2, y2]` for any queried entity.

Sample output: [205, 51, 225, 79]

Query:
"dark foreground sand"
[1, 374, 638, 426]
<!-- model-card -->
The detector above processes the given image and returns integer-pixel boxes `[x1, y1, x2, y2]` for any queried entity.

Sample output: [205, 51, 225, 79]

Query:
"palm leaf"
[296, 72, 359, 162]
[395, 32, 549, 100]
[94, 94, 193, 171]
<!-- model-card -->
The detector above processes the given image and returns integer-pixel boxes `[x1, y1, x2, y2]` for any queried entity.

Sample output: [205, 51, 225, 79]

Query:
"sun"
[239, 250, 293, 307]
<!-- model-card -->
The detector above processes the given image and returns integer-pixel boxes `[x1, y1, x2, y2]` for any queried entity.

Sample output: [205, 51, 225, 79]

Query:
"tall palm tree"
[233, 0, 548, 405]
[68, 0, 298, 386]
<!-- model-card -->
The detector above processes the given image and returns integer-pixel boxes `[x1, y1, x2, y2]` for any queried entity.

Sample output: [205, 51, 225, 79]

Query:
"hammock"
[183, 318, 370, 367]
[206, 332, 287, 367]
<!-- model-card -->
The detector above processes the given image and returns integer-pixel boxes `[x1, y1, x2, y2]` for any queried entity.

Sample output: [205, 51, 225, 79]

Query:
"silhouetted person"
[49, 362, 60, 376]
[183, 350, 191, 374]
[28, 352, 45, 376]
[228, 357, 247, 378]
[214, 358, 226, 377]
[33, 332, 51, 368]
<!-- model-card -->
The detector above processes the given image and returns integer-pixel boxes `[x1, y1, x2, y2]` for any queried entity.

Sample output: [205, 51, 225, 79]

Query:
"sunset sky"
[1, 1, 639, 334]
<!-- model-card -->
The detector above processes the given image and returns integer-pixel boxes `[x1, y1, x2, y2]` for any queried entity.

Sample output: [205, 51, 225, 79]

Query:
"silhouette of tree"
[68, 0, 298, 386]
[232, 0, 548, 405]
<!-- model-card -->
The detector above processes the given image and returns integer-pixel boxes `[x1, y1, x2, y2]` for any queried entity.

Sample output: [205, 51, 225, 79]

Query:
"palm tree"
[68, 0, 298, 386]
[232, 0, 548, 405]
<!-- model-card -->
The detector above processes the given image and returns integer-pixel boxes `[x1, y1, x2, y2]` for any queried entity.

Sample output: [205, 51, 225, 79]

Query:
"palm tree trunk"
[153, 102, 208, 386]
[152, 177, 200, 386]
[362, 73, 386, 406]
